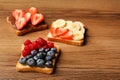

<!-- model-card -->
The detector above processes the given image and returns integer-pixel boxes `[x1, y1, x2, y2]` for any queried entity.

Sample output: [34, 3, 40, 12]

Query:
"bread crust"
[7, 16, 48, 36]
[47, 33, 84, 46]
[16, 45, 60, 74]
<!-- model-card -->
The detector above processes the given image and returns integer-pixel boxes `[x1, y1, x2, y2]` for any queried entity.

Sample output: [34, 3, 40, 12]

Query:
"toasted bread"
[47, 32, 84, 46]
[7, 16, 48, 36]
[16, 45, 60, 74]
[47, 19, 85, 46]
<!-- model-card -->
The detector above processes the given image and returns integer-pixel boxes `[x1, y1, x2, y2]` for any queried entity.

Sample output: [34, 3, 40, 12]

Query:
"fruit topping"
[20, 37, 57, 68]
[50, 27, 73, 40]
[28, 7, 39, 15]
[24, 39, 32, 46]
[19, 57, 27, 64]
[50, 19, 85, 41]
[15, 17, 27, 30]
[12, 9, 25, 20]
[26, 58, 36, 66]
[52, 19, 66, 28]
[56, 28, 69, 36]
[24, 12, 31, 22]
[45, 61, 53, 68]
[31, 50, 37, 56]
[31, 13, 44, 26]
[37, 59, 45, 67]
[11, 7, 44, 30]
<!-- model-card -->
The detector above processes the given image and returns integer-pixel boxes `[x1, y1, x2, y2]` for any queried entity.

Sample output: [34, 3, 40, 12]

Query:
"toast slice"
[47, 19, 85, 46]
[16, 45, 60, 74]
[7, 16, 48, 36]
[48, 32, 84, 46]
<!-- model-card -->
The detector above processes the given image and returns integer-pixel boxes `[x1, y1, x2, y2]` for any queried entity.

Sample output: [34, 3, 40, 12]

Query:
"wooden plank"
[0, 0, 120, 80]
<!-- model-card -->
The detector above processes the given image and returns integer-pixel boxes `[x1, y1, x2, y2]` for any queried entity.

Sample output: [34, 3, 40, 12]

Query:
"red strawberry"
[28, 7, 39, 15]
[56, 28, 69, 36]
[24, 12, 31, 22]
[50, 27, 57, 37]
[15, 17, 27, 30]
[12, 9, 25, 20]
[60, 31, 73, 40]
[24, 39, 32, 46]
[31, 13, 44, 25]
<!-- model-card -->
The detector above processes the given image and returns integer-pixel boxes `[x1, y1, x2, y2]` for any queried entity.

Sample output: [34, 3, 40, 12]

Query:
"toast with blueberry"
[16, 37, 60, 74]
[7, 7, 48, 36]
[47, 19, 85, 46]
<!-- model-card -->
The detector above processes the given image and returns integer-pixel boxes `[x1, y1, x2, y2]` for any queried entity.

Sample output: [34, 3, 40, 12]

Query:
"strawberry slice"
[15, 17, 27, 30]
[31, 13, 44, 26]
[28, 7, 39, 15]
[56, 28, 69, 36]
[50, 27, 57, 37]
[12, 9, 25, 20]
[24, 12, 31, 22]
[60, 31, 73, 40]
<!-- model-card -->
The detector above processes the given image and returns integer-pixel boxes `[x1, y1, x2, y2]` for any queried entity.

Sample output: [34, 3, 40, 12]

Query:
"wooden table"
[0, 0, 120, 80]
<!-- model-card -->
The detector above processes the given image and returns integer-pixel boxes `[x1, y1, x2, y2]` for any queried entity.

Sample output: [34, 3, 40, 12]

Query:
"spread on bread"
[7, 7, 48, 36]
[16, 37, 60, 74]
[48, 19, 85, 45]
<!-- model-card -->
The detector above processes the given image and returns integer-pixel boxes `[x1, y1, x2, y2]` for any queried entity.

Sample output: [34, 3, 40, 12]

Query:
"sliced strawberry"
[24, 39, 32, 46]
[28, 7, 39, 15]
[24, 12, 31, 22]
[60, 31, 73, 40]
[50, 27, 57, 37]
[15, 17, 27, 30]
[56, 28, 69, 36]
[12, 9, 25, 20]
[31, 13, 44, 26]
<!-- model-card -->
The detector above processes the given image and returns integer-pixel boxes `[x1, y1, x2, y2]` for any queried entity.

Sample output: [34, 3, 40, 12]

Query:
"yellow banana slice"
[73, 31, 84, 41]
[74, 21, 85, 34]
[52, 19, 66, 28]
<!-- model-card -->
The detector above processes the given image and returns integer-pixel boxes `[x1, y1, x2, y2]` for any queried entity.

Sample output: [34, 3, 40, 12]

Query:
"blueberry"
[37, 52, 46, 59]
[33, 55, 39, 61]
[47, 51, 55, 59]
[26, 54, 33, 59]
[51, 48, 57, 53]
[26, 58, 36, 66]
[39, 48, 44, 52]
[45, 61, 53, 68]
[31, 50, 37, 56]
[45, 48, 50, 52]
[37, 59, 45, 67]
[45, 56, 52, 61]
[19, 57, 26, 64]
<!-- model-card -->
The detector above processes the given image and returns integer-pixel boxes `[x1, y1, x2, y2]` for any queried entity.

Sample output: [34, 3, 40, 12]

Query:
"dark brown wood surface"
[0, 0, 120, 80]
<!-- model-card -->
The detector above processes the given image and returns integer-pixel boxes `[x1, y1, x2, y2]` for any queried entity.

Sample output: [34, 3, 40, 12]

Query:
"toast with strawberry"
[16, 37, 60, 74]
[7, 7, 48, 36]
[47, 19, 85, 46]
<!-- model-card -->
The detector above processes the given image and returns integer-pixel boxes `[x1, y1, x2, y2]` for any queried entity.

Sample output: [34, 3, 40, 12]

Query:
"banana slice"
[73, 31, 84, 41]
[64, 21, 73, 30]
[74, 21, 85, 34]
[52, 19, 66, 28]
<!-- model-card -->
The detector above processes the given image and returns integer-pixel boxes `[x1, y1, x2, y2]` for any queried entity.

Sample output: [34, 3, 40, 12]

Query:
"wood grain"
[0, 0, 120, 80]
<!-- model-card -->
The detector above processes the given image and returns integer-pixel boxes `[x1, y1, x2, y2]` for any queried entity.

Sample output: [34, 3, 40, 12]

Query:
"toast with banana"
[16, 37, 60, 74]
[47, 19, 85, 46]
[7, 7, 48, 36]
